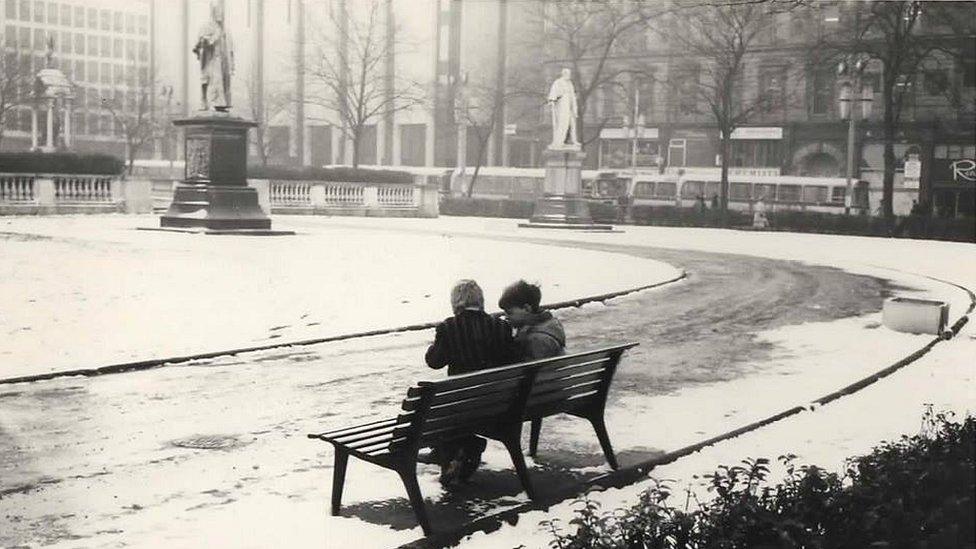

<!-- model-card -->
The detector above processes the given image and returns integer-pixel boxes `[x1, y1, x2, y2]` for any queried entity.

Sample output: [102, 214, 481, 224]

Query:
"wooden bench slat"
[430, 377, 524, 406]
[333, 423, 403, 445]
[526, 384, 601, 409]
[423, 401, 514, 430]
[420, 345, 629, 392]
[528, 376, 603, 402]
[426, 393, 518, 420]
[312, 417, 400, 439]
[402, 378, 523, 411]
[531, 370, 605, 393]
[534, 358, 610, 383]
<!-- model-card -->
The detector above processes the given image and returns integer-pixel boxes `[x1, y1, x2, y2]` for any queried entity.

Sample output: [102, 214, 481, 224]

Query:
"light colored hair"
[450, 279, 484, 314]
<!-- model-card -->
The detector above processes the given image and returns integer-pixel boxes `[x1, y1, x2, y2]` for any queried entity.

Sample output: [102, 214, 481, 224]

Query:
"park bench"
[307, 342, 638, 535]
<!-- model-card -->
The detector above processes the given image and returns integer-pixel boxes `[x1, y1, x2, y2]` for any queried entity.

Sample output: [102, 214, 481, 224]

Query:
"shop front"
[931, 148, 976, 218]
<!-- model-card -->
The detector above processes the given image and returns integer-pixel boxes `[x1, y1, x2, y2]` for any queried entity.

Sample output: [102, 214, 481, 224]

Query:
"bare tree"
[306, 0, 424, 168]
[527, 1, 660, 150]
[0, 52, 34, 149]
[843, 1, 937, 220]
[657, 2, 793, 215]
[102, 64, 161, 176]
[456, 79, 528, 197]
[242, 71, 293, 167]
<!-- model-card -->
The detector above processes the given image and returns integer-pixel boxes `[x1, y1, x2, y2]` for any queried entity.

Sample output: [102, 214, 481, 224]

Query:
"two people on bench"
[424, 279, 565, 487]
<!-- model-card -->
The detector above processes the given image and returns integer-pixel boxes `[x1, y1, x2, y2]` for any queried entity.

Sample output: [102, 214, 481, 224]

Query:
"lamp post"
[838, 55, 873, 214]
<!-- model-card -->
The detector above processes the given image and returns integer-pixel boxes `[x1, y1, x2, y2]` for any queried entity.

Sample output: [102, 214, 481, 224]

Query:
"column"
[64, 99, 72, 148]
[46, 99, 55, 149]
[31, 107, 38, 150]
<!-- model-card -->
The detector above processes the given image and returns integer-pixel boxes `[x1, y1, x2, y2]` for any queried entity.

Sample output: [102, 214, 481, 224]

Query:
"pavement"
[0, 214, 973, 548]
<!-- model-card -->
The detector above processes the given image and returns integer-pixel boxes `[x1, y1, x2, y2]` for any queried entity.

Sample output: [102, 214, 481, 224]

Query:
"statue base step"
[528, 195, 595, 224]
[160, 184, 272, 231]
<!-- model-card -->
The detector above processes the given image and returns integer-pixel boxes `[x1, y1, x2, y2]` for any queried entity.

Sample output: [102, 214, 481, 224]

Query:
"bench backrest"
[390, 342, 637, 453]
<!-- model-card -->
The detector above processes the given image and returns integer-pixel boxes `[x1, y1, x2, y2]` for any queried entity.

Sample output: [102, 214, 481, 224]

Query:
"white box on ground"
[882, 297, 949, 335]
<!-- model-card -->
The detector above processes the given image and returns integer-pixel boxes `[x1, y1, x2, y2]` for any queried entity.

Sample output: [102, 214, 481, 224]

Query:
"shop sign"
[724, 127, 783, 140]
[951, 159, 976, 182]
[599, 127, 659, 139]
[904, 157, 921, 179]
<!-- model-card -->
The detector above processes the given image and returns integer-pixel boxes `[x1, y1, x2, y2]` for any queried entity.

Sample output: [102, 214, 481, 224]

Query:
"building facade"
[1, 0, 153, 156]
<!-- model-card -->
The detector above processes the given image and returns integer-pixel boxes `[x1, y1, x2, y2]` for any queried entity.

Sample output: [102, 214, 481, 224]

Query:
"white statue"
[193, 0, 234, 111]
[547, 68, 580, 149]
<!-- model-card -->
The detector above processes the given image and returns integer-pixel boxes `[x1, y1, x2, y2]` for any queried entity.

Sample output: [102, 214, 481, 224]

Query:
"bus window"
[656, 182, 677, 198]
[634, 181, 655, 198]
[705, 182, 721, 198]
[755, 184, 776, 201]
[802, 185, 828, 204]
[778, 184, 802, 202]
[731, 183, 752, 200]
[680, 180, 705, 198]
[830, 187, 846, 204]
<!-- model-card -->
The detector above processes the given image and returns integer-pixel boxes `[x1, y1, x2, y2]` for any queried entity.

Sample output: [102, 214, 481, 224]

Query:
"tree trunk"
[466, 137, 488, 198]
[720, 132, 731, 219]
[352, 132, 360, 169]
[882, 96, 896, 221]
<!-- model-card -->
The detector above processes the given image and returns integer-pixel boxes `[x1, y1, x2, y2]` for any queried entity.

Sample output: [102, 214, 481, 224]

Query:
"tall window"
[759, 66, 787, 113]
[675, 64, 699, 115]
[811, 67, 833, 115]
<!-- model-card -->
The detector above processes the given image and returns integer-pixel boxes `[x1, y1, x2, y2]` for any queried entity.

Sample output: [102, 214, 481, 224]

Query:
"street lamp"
[838, 56, 873, 214]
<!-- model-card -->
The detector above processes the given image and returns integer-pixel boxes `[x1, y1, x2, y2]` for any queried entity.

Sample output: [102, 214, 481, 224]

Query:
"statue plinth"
[159, 114, 276, 232]
[520, 148, 613, 231]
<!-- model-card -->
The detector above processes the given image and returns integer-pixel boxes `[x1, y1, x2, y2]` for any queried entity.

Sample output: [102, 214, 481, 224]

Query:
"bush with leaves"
[546, 409, 974, 548]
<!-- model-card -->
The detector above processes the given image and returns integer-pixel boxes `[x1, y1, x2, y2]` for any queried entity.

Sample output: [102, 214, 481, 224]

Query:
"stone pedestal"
[159, 114, 276, 232]
[521, 148, 613, 230]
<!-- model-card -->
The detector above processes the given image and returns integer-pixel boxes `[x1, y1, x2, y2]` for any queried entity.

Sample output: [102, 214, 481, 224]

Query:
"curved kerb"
[396, 273, 976, 549]
[0, 272, 687, 386]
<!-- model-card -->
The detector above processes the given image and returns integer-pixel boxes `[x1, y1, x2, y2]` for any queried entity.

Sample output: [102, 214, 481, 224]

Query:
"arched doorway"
[798, 152, 842, 177]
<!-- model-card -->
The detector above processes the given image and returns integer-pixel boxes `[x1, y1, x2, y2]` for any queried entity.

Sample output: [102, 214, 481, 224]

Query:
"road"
[0, 241, 896, 547]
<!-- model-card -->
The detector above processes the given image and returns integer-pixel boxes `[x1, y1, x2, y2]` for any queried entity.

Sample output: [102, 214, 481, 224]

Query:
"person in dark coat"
[499, 280, 566, 361]
[425, 279, 517, 485]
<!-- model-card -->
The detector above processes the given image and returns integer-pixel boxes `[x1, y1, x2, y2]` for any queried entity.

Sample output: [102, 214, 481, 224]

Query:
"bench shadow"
[339, 446, 664, 532]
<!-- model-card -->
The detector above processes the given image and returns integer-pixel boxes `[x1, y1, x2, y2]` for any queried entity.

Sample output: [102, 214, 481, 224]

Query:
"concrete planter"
[882, 297, 949, 335]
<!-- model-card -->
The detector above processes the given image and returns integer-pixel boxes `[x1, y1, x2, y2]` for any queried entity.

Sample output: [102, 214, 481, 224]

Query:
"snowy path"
[0, 215, 973, 548]
[0, 215, 677, 380]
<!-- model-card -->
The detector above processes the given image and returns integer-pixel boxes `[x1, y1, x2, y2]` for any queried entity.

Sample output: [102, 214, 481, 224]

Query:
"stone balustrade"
[251, 177, 437, 218]
[0, 173, 152, 215]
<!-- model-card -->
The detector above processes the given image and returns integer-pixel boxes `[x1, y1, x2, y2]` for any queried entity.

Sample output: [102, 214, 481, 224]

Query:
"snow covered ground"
[0, 215, 678, 380]
[1, 214, 973, 548]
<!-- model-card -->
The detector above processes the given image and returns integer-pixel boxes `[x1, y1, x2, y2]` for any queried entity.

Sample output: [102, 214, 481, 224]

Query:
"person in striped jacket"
[425, 279, 518, 485]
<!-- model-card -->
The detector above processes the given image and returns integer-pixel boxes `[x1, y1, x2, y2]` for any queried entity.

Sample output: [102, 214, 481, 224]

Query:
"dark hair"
[498, 280, 542, 312]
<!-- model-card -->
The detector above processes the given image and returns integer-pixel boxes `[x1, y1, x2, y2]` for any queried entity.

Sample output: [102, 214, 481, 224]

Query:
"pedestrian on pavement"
[425, 279, 517, 486]
[499, 280, 566, 361]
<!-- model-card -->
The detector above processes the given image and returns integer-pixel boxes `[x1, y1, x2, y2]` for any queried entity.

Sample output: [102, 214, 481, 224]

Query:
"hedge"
[0, 152, 124, 175]
[630, 205, 975, 243]
[547, 409, 975, 549]
[440, 196, 535, 218]
[247, 165, 414, 184]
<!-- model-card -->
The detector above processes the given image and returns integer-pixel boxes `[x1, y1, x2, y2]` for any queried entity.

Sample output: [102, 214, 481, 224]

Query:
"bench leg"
[589, 415, 619, 470]
[330, 449, 350, 516]
[528, 418, 542, 457]
[396, 467, 432, 536]
[501, 434, 537, 500]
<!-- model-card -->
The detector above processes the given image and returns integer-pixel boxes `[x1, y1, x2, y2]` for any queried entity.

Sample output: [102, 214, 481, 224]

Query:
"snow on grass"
[0, 215, 679, 380]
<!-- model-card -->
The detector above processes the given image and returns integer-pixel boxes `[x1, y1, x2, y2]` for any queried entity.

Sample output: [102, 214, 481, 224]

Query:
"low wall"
[0, 174, 152, 215]
[256, 176, 438, 218]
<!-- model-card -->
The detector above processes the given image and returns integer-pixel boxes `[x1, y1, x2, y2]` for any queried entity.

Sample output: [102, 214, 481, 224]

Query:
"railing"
[321, 182, 365, 207]
[1, 173, 151, 214]
[377, 185, 416, 208]
[259, 178, 436, 218]
[0, 175, 36, 202]
[54, 176, 115, 203]
[271, 180, 313, 206]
